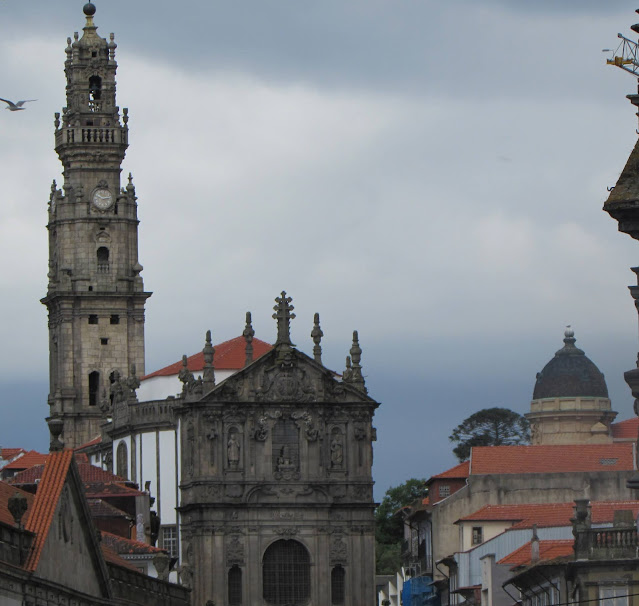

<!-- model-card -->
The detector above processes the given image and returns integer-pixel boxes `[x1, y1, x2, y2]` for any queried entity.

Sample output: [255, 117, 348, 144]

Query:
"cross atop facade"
[273, 291, 296, 346]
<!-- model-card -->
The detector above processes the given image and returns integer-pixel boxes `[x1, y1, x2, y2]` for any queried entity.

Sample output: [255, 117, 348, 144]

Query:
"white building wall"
[158, 430, 178, 526]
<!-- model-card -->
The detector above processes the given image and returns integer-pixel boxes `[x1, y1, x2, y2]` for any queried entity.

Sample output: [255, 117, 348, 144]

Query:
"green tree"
[375, 478, 427, 574]
[449, 407, 530, 462]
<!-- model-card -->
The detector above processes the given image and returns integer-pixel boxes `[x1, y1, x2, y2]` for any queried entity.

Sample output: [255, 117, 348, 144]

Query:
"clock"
[92, 188, 113, 210]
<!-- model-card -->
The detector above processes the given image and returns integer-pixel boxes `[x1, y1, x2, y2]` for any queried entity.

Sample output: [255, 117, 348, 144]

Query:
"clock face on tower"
[92, 188, 113, 210]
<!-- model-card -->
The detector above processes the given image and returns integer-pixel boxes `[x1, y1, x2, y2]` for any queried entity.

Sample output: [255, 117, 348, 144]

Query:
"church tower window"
[116, 441, 128, 479]
[88, 75, 102, 111]
[97, 246, 109, 272]
[331, 565, 345, 605]
[262, 539, 310, 606]
[88, 371, 100, 406]
[228, 565, 242, 605]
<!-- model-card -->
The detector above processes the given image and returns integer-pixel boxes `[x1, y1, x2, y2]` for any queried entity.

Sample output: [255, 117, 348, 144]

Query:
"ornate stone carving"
[179, 355, 203, 398]
[330, 536, 347, 564]
[292, 411, 319, 442]
[354, 423, 367, 441]
[252, 415, 268, 441]
[274, 526, 298, 537]
[257, 352, 316, 403]
[226, 535, 244, 566]
[227, 431, 241, 468]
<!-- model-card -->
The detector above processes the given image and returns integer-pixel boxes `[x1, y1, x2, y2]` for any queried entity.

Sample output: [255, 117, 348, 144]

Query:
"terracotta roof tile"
[611, 417, 639, 439]
[24, 450, 74, 571]
[143, 335, 272, 378]
[11, 462, 130, 486]
[1, 448, 26, 461]
[3, 451, 48, 471]
[470, 443, 634, 475]
[86, 482, 144, 498]
[87, 499, 132, 519]
[459, 501, 639, 529]
[101, 531, 165, 555]
[498, 540, 574, 567]
[101, 544, 141, 571]
[429, 461, 470, 481]
[0, 481, 34, 528]
[74, 435, 103, 451]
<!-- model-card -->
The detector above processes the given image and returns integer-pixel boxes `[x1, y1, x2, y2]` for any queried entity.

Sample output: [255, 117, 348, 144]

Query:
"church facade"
[43, 5, 380, 605]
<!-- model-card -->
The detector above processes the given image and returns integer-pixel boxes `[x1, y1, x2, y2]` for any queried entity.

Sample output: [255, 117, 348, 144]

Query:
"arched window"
[97, 247, 109, 273]
[116, 441, 128, 479]
[88, 75, 102, 111]
[331, 565, 345, 605]
[228, 565, 242, 605]
[88, 371, 100, 406]
[262, 539, 310, 606]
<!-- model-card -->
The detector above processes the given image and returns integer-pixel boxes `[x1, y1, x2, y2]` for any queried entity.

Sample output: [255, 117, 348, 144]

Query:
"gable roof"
[88, 499, 132, 519]
[611, 417, 639, 439]
[101, 531, 166, 555]
[0, 480, 34, 528]
[469, 443, 635, 475]
[1, 447, 26, 461]
[143, 335, 273, 378]
[458, 501, 639, 529]
[428, 461, 470, 482]
[498, 540, 573, 568]
[11, 462, 131, 486]
[3, 450, 48, 471]
[23, 449, 74, 571]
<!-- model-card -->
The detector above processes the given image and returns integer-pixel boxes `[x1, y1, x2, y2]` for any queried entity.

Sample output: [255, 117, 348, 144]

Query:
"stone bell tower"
[41, 2, 150, 449]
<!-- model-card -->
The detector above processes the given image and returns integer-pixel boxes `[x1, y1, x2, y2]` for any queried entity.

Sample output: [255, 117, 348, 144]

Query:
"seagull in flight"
[0, 98, 37, 111]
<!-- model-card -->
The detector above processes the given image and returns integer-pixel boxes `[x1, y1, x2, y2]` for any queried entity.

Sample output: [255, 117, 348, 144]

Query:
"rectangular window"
[600, 584, 628, 606]
[88, 314, 98, 324]
[110, 314, 120, 325]
[472, 526, 483, 545]
[439, 484, 450, 498]
[161, 525, 178, 559]
[100, 338, 108, 345]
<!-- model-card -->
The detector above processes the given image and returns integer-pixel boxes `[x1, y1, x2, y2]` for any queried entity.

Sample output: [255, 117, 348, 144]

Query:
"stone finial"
[243, 312, 255, 366]
[153, 551, 170, 581]
[179, 355, 203, 398]
[530, 525, 540, 563]
[122, 107, 129, 125]
[48, 417, 64, 452]
[126, 172, 135, 196]
[108, 32, 117, 61]
[202, 330, 216, 391]
[8, 492, 28, 528]
[273, 291, 296, 347]
[349, 330, 367, 393]
[343, 356, 353, 382]
[311, 313, 323, 364]
[126, 364, 140, 401]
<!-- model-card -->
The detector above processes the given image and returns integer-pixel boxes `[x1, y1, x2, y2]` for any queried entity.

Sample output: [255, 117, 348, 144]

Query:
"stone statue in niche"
[277, 445, 295, 471]
[330, 435, 344, 468]
[227, 432, 241, 467]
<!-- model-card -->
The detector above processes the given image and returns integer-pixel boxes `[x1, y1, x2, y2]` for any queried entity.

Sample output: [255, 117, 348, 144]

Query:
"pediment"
[199, 347, 376, 406]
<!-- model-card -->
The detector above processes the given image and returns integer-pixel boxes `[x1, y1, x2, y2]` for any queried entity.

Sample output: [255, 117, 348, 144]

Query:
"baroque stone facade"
[176, 294, 379, 606]
[41, 5, 150, 448]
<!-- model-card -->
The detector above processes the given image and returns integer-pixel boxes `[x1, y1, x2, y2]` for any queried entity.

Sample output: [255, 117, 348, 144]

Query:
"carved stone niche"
[330, 535, 348, 564]
[226, 535, 245, 566]
[225, 425, 243, 471]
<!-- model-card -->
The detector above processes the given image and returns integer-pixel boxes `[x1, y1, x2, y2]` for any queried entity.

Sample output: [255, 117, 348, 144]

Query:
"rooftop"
[498, 540, 574, 568]
[143, 335, 272, 379]
[470, 443, 634, 475]
[611, 417, 639, 439]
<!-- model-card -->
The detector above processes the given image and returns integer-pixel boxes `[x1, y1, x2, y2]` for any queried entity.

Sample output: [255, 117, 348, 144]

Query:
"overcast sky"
[2, 1, 639, 499]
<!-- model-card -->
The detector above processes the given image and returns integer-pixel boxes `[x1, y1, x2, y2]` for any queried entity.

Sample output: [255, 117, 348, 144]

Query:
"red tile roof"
[101, 531, 165, 555]
[470, 443, 635, 475]
[3, 450, 48, 471]
[88, 499, 132, 519]
[429, 461, 470, 481]
[611, 417, 639, 439]
[101, 544, 141, 572]
[143, 335, 272, 378]
[24, 450, 74, 571]
[11, 462, 130, 487]
[458, 501, 639, 529]
[75, 435, 102, 451]
[498, 540, 574, 567]
[87, 482, 144, 498]
[0, 481, 34, 528]
[1, 448, 26, 461]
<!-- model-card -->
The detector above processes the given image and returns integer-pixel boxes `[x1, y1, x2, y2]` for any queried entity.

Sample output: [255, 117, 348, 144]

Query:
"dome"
[532, 328, 608, 399]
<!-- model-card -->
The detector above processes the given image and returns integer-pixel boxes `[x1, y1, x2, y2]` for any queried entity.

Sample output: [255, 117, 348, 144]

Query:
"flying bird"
[0, 98, 37, 111]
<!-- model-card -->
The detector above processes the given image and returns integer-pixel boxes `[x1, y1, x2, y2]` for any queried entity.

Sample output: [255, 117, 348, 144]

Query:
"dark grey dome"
[83, 3, 96, 16]
[532, 328, 608, 399]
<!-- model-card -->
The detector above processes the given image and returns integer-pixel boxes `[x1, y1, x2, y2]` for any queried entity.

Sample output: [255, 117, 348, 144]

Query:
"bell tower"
[42, 3, 150, 449]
